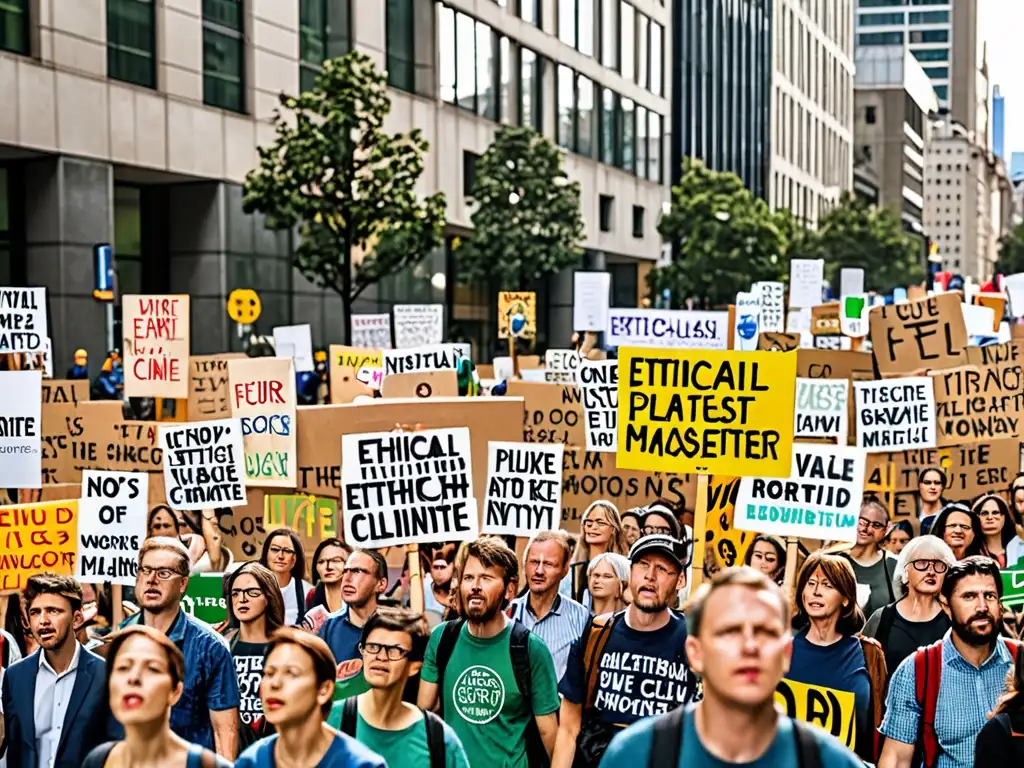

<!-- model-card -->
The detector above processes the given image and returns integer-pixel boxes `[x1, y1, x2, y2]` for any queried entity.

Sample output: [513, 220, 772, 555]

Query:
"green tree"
[995, 222, 1024, 276]
[457, 125, 584, 289]
[243, 51, 446, 339]
[788, 191, 924, 293]
[649, 158, 789, 307]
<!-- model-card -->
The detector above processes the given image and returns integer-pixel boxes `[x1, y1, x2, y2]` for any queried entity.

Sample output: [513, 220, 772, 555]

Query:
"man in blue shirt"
[121, 538, 240, 759]
[319, 549, 389, 666]
[599, 566, 862, 768]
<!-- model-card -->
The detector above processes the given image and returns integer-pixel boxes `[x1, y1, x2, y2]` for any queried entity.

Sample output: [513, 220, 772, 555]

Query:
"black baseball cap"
[628, 533, 689, 570]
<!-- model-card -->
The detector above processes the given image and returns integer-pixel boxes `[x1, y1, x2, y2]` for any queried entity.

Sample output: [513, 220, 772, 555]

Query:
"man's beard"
[952, 610, 998, 645]
[464, 591, 501, 622]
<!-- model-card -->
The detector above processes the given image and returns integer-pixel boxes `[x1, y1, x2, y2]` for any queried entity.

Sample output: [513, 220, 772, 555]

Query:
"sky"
[982, 0, 1022, 157]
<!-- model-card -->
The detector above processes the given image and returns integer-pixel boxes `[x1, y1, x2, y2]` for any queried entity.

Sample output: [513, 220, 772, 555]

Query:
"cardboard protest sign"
[498, 291, 537, 339]
[0, 370, 42, 488]
[383, 344, 461, 377]
[505, 381, 585, 445]
[340, 427, 478, 548]
[71, 402, 163, 475]
[701, 476, 755, 577]
[123, 294, 190, 398]
[811, 303, 841, 337]
[483, 442, 563, 536]
[41, 379, 88, 484]
[733, 291, 761, 351]
[775, 678, 856, 750]
[380, 370, 459, 399]
[794, 378, 849, 441]
[545, 350, 581, 384]
[329, 345, 380, 403]
[933, 361, 1024, 446]
[757, 332, 800, 351]
[735, 444, 866, 542]
[868, 293, 967, 376]
[264, 494, 339, 555]
[229, 357, 297, 486]
[0, 287, 47, 352]
[182, 573, 228, 625]
[574, 272, 611, 331]
[755, 282, 785, 333]
[788, 260, 824, 308]
[273, 324, 314, 372]
[605, 309, 729, 349]
[579, 359, 617, 452]
[966, 340, 1024, 366]
[393, 304, 443, 348]
[617, 348, 797, 476]
[351, 314, 392, 349]
[75, 470, 148, 585]
[188, 354, 245, 421]
[855, 378, 936, 452]
[1000, 567, 1024, 610]
[161, 419, 247, 510]
[0, 499, 77, 590]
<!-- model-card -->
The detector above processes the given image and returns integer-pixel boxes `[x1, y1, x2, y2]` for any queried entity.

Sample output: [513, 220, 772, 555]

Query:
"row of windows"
[202, 0, 244, 112]
[858, 0, 952, 5]
[857, 9, 949, 25]
[779, 5, 853, 128]
[439, 8, 511, 121]
[300, 0, 352, 93]
[857, 28, 948, 46]
[0, 0, 28, 55]
[913, 48, 948, 62]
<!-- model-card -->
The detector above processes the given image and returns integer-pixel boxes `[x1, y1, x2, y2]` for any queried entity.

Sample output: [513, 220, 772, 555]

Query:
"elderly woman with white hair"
[862, 534, 955, 679]
[587, 552, 631, 615]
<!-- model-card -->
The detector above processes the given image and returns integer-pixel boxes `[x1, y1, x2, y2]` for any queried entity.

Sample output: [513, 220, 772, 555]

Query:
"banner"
[161, 419, 247, 510]
[605, 309, 729, 349]
[393, 304, 443, 348]
[579, 359, 617, 452]
[229, 357, 297, 487]
[735, 444, 866, 542]
[76, 470, 148, 585]
[498, 291, 537, 339]
[794, 378, 849, 441]
[0, 499, 77, 590]
[273, 324, 314, 372]
[775, 678, 856, 750]
[868, 293, 967, 376]
[483, 442, 563, 536]
[855, 378, 937, 452]
[0, 287, 47, 353]
[123, 294, 190, 398]
[351, 314, 392, 349]
[616, 348, 797, 477]
[383, 344, 461, 377]
[0, 370, 42, 488]
[933, 360, 1024, 446]
[264, 494, 339, 556]
[341, 428, 478, 547]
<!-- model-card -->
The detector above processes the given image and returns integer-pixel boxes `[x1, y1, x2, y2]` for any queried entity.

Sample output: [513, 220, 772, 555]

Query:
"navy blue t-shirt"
[318, 609, 363, 665]
[559, 611, 701, 726]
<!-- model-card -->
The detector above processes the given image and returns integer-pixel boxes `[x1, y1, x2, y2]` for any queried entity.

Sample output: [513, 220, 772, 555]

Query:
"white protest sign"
[1006, 274, 1024, 318]
[789, 259, 824, 308]
[855, 378, 937, 452]
[352, 314, 393, 349]
[483, 442, 564, 536]
[786, 307, 814, 348]
[573, 272, 611, 331]
[578, 358, 617, 452]
[0, 287, 47, 353]
[0, 370, 42, 488]
[733, 291, 762, 351]
[961, 303, 995, 338]
[605, 308, 729, 349]
[42, 338, 53, 378]
[382, 344, 461, 377]
[545, 350, 581, 384]
[520, 369, 547, 382]
[840, 295, 869, 338]
[840, 268, 865, 298]
[734, 444, 866, 543]
[76, 470, 148, 585]
[394, 304, 444, 348]
[160, 418, 248, 510]
[341, 427, 478, 548]
[493, 356, 515, 381]
[755, 282, 785, 333]
[357, 367, 384, 390]
[794, 378, 849, 443]
[273, 324, 314, 372]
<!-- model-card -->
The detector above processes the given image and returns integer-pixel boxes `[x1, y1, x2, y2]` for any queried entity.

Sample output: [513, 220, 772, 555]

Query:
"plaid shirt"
[880, 629, 1014, 768]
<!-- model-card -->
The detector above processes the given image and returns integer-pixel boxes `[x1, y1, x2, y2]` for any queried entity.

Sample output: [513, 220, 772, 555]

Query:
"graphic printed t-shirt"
[560, 611, 701, 726]
[421, 621, 560, 768]
[356, 711, 471, 768]
[233, 640, 268, 730]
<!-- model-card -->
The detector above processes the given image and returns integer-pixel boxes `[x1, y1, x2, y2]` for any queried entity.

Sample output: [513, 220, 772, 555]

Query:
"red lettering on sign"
[233, 380, 285, 407]
[133, 356, 182, 382]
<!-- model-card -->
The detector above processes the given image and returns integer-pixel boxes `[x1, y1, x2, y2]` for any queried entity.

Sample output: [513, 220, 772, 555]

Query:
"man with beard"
[119, 537, 240, 759]
[418, 536, 560, 768]
[319, 549, 389, 664]
[552, 534, 702, 768]
[879, 555, 1023, 768]
[0, 574, 115, 768]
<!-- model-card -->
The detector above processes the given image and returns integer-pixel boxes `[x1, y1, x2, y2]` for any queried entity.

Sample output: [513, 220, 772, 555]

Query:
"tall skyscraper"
[993, 85, 1005, 159]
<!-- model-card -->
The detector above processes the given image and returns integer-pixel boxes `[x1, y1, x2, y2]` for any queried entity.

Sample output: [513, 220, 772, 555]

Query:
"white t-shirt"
[280, 576, 314, 625]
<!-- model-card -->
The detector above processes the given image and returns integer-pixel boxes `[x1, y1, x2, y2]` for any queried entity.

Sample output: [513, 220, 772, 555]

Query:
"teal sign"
[182, 573, 228, 626]
[1000, 567, 1024, 609]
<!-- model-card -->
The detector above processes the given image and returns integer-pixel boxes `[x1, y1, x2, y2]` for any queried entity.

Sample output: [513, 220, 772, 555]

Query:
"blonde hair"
[138, 536, 190, 576]
[524, 530, 572, 569]
[571, 501, 628, 563]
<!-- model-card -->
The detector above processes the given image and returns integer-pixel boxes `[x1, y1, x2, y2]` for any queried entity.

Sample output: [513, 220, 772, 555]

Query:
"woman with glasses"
[259, 530, 312, 625]
[972, 493, 1019, 568]
[560, 500, 628, 608]
[305, 538, 350, 616]
[863, 535, 954, 680]
[916, 466, 947, 534]
[587, 552, 631, 615]
[929, 502, 983, 561]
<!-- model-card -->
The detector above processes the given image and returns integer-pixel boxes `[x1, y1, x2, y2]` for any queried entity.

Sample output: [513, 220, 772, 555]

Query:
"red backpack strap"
[914, 640, 944, 768]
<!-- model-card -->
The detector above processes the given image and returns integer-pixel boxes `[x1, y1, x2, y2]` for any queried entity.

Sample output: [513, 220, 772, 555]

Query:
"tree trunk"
[342, 226, 354, 344]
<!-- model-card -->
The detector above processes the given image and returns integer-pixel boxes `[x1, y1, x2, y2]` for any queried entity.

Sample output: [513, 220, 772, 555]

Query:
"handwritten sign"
[182, 573, 228, 625]
[932, 361, 1024, 446]
[734, 291, 762, 351]
[788, 259, 824, 309]
[868, 293, 967, 376]
[1000, 567, 1024, 609]
[393, 304, 443, 349]
[188, 354, 243, 421]
[579, 359, 617, 452]
[855, 378, 937, 452]
[40, 380, 87, 485]
[229, 357, 297, 487]
[76, 470, 148, 585]
[383, 344, 461, 377]
[617, 348, 797, 476]
[506, 381, 585, 445]
[0, 499, 77, 590]
[160, 419, 247, 510]
[0, 370, 42, 488]
[0, 287, 47, 352]
[329, 345, 380, 403]
[545, 350, 581, 384]
[273, 324, 314, 372]
[605, 309, 729, 349]
[794, 378, 849, 441]
[574, 272, 611, 332]
[351, 314, 392, 349]
[264, 494, 338, 555]
[483, 442, 563, 536]
[123, 294, 190, 398]
[776, 678, 856, 749]
[498, 291, 537, 339]
[755, 282, 785, 333]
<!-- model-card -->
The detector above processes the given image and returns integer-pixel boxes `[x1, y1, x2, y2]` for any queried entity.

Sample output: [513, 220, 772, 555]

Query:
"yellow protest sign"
[264, 494, 338, 554]
[616, 348, 797, 476]
[0, 500, 78, 590]
[701, 476, 756, 577]
[498, 292, 537, 339]
[775, 678, 856, 750]
[329, 345, 382, 403]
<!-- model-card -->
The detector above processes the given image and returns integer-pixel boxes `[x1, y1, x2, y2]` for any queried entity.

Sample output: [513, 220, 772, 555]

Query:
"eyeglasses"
[268, 545, 296, 557]
[359, 642, 411, 661]
[945, 523, 972, 532]
[977, 509, 1005, 519]
[858, 517, 887, 532]
[911, 560, 949, 574]
[643, 525, 674, 536]
[139, 566, 183, 581]
[230, 588, 264, 600]
[318, 556, 346, 568]
[343, 566, 372, 577]
[583, 519, 610, 530]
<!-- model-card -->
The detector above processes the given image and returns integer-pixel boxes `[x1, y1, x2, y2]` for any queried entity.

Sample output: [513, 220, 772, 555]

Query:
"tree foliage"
[243, 51, 446, 338]
[995, 222, 1024, 276]
[457, 125, 584, 289]
[649, 159, 789, 307]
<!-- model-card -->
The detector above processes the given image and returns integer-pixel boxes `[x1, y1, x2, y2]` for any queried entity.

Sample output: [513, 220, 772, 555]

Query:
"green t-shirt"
[421, 620, 560, 768]
[356, 711, 471, 768]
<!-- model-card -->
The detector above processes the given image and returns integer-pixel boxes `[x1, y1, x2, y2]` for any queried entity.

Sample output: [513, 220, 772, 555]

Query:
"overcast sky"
[982, 0, 1020, 158]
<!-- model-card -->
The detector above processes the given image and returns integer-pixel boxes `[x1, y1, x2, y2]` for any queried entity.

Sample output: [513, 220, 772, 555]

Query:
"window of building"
[922, 65, 948, 79]
[620, 1, 635, 82]
[909, 10, 949, 24]
[475, 22, 498, 120]
[934, 84, 948, 100]
[0, 0, 28, 55]
[600, 0, 618, 70]
[558, 0, 576, 46]
[858, 31, 903, 45]
[114, 186, 144, 296]
[463, 151, 480, 196]
[621, 97, 635, 172]
[299, 0, 351, 92]
[577, 74, 594, 157]
[440, 6, 456, 103]
[912, 48, 948, 62]
[635, 107, 648, 180]
[599, 195, 614, 232]
[517, 47, 544, 131]
[631, 205, 644, 238]
[648, 113, 661, 183]
[386, 0, 417, 92]
[636, 13, 648, 88]
[866, 105, 876, 124]
[600, 88, 618, 166]
[578, 0, 593, 56]
[499, 38, 511, 123]
[456, 13, 477, 111]
[517, 0, 540, 26]
[202, 0, 244, 112]
[108, 0, 156, 88]
[910, 29, 948, 43]
[557, 65, 575, 150]
[858, 12, 904, 26]
[649, 22, 663, 96]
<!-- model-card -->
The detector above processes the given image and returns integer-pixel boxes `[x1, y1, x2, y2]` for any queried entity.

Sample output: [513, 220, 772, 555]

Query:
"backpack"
[913, 637, 1023, 768]
[579, 611, 626, 709]
[435, 618, 549, 768]
[339, 696, 446, 768]
[647, 706, 822, 768]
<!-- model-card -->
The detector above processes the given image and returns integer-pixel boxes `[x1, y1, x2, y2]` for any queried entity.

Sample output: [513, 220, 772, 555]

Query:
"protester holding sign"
[972, 494, 1018, 568]
[560, 500, 629, 608]
[259, 531, 312, 626]
[837, 498, 897, 619]
[930, 503, 984, 561]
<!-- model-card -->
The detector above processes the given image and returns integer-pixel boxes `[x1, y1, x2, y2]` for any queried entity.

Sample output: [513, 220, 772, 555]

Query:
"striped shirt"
[510, 593, 590, 681]
[880, 629, 1015, 768]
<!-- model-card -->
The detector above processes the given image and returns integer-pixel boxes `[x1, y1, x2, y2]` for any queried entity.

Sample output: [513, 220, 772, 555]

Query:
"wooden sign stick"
[689, 474, 710, 591]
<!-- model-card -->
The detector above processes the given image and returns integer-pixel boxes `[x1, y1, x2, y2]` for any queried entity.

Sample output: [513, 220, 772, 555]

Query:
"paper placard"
[393, 304, 444, 349]
[545, 350, 581, 384]
[755, 282, 785, 333]
[506, 381, 585, 445]
[498, 292, 537, 339]
[734, 291, 761, 351]
[579, 359, 617, 452]
[264, 494, 339, 557]
[0, 287, 47, 353]
[0, 500, 77, 590]
[75, 470, 148, 585]
[932, 360, 1024, 446]
[382, 344, 461, 377]
[616, 348, 797, 476]
[182, 573, 228, 625]
[1006, 274, 1024, 318]
[735, 444, 866, 542]
[868, 293, 967, 376]
[775, 679, 856, 750]
[123, 294, 190, 398]
[794, 378, 849, 441]
[273, 324, 314, 372]
[0, 370, 42, 488]
[840, 295, 869, 338]
[188, 354, 245, 421]
[329, 345, 381, 403]
[351, 314, 392, 349]
[483, 442, 563, 536]
[340, 427, 478, 548]
[789, 260, 824, 309]
[854, 378, 937, 452]
[840, 268, 865, 298]
[229, 357, 297, 487]
[605, 308, 729, 349]
[40, 379, 88, 485]
[160, 419, 248, 510]
[574, 272, 611, 332]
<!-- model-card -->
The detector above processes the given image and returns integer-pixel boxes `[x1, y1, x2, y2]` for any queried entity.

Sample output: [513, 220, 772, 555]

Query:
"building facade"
[0, 0, 670, 369]
[992, 84, 1004, 160]
[769, 0, 854, 227]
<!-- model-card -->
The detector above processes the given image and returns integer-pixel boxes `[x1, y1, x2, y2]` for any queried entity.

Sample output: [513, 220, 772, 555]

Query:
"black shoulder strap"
[294, 578, 307, 623]
[509, 619, 533, 701]
[648, 706, 686, 768]
[792, 718, 823, 768]
[876, 603, 899, 649]
[435, 619, 465, 718]
[82, 742, 118, 768]
[882, 555, 895, 602]
[423, 709, 447, 768]
[340, 696, 359, 737]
